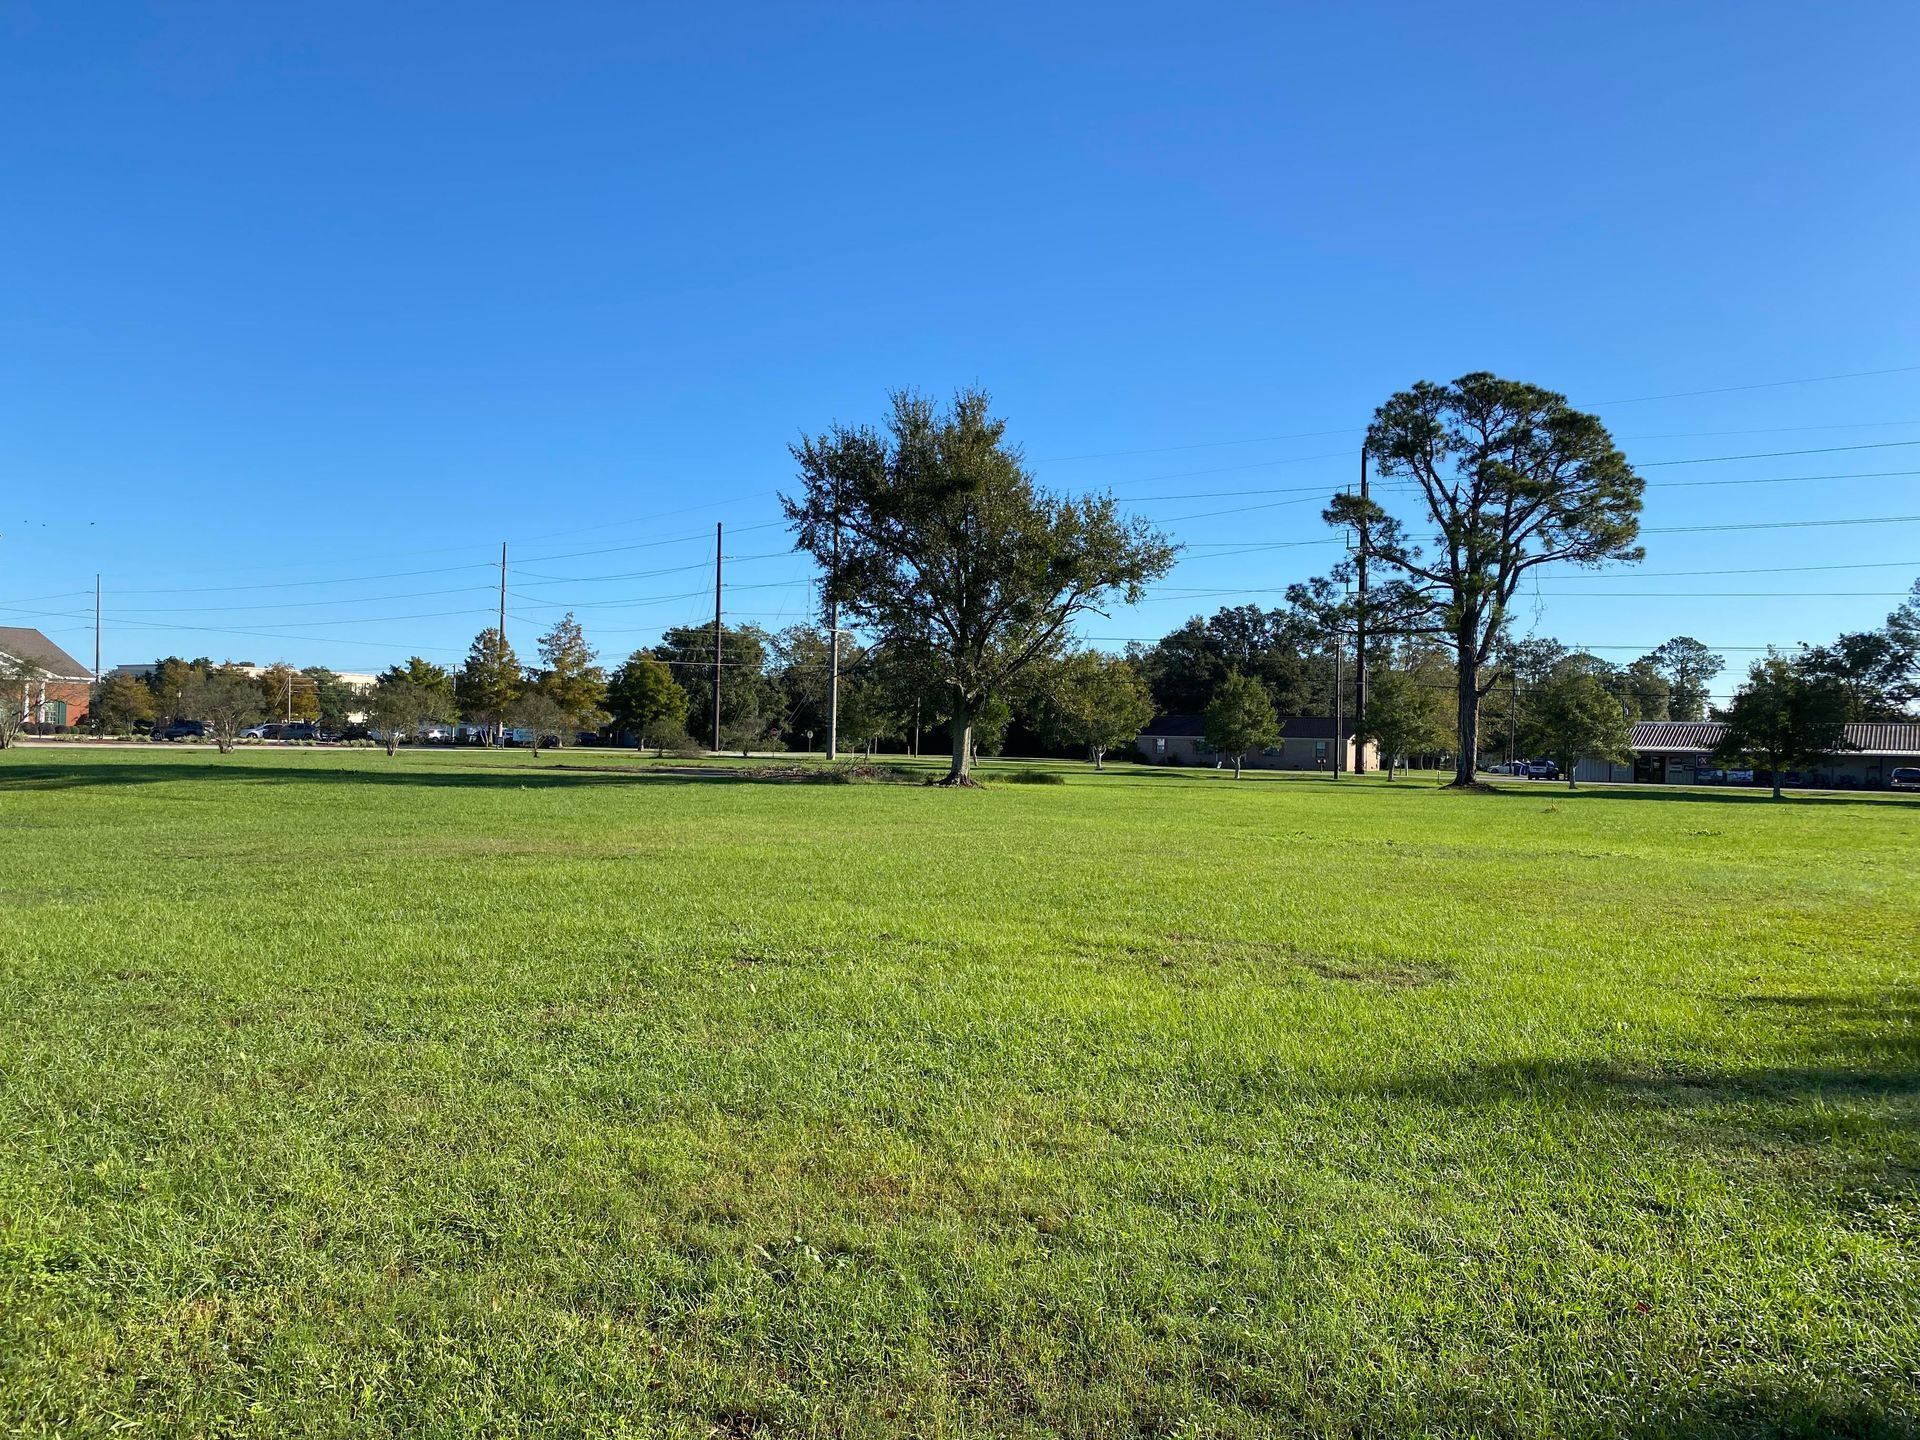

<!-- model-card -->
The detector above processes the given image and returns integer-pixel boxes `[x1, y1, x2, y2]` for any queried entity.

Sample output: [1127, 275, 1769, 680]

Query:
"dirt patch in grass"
[1151, 931, 1446, 988]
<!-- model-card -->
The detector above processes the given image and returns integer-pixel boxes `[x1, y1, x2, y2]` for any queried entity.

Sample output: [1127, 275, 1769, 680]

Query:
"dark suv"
[155, 720, 207, 741]
[1892, 767, 1920, 792]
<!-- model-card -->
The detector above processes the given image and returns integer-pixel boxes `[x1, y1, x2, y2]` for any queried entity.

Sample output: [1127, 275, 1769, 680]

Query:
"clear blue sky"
[4, 2, 1918, 700]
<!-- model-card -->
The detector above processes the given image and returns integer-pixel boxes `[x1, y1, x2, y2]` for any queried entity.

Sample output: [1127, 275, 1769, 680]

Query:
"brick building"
[0, 627, 93, 729]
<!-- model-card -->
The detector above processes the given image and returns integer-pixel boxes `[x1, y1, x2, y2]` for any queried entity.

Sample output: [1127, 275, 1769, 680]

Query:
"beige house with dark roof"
[1137, 713, 1380, 772]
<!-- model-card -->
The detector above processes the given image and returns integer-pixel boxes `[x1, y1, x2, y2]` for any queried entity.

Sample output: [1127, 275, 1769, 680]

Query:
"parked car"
[1523, 759, 1560, 780]
[280, 722, 319, 742]
[1728, 768, 1755, 784]
[155, 720, 207, 741]
[1891, 767, 1920, 792]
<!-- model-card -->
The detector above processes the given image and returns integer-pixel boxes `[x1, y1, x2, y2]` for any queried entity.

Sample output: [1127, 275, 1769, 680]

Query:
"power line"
[1643, 512, 1920, 535]
[1639, 438, 1920, 467]
[1591, 363, 1920, 406]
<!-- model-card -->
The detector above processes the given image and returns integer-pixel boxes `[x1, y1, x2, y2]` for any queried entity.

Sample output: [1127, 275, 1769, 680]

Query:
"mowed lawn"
[1, 749, 1915, 1439]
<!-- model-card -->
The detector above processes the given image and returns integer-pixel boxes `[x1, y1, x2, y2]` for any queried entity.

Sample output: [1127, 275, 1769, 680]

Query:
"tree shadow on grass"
[0, 760, 742, 792]
[1346, 987, 1920, 1116]
[1535, 786, 1920, 811]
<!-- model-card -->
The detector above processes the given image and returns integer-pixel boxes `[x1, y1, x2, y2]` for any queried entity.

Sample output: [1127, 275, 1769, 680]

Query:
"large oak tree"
[1327, 374, 1643, 786]
[786, 389, 1175, 783]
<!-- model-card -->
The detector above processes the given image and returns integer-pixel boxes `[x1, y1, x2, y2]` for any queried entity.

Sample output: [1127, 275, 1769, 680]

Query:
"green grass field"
[1, 747, 1915, 1438]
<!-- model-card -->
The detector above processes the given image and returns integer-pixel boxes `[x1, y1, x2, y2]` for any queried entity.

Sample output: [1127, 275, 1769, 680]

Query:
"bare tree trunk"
[945, 704, 973, 784]
[1453, 623, 1480, 786]
[1233, 754, 1243, 778]
[1094, 745, 1104, 771]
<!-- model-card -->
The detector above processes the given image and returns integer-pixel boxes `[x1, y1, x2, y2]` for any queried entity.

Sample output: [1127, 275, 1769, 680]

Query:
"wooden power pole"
[1352, 443, 1369, 775]
[825, 509, 840, 760]
[711, 522, 723, 752]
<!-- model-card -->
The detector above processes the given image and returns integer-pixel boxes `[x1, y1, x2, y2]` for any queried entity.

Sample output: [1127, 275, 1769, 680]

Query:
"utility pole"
[825, 507, 840, 761]
[711, 522, 723, 752]
[1352, 443, 1369, 775]
[1333, 633, 1344, 778]
[93, 574, 101, 681]
[1509, 671, 1519, 770]
[496, 542, 509, 748]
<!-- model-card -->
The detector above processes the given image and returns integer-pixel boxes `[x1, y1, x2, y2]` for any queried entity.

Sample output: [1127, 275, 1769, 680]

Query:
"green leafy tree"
[771, 625, 872, 752]
[505, 689, 571, 757]
[1520, 665, 1631, 790]
[380, 657, 457, 714]
[1130, 606, 1316, 717]
[1642, 637, 1722, 722]
[1620, 657, 1671, 722]
[787, 388, 1176, 784]
[1361, 667, 1449, 780]
[1042, 650, 1155, 769]
[1327, 374, 1644, 786]
[968, 694, 1012, 761]
[183, 667, 264, 754]
[654, 623, 782, 749]
[605, 652, 688, 750]
[302, 667, 361, 729]
[531, 613, 608, 731]
[90, 671, 156, 736]
[457, 628, 522, 743]
[255, 663, 320, 723]
[835, 675, 900, 757]
[365, 676, 452, 756]
[1203, 671, 1279, 778]
[1797, 629, 1916, 721]
[146, 656, 212, 723]
[1713, 653, 1853, 800]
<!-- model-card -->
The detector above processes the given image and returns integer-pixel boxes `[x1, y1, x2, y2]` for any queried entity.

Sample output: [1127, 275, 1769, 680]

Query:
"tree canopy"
[1641, 637, 1722, 722]
[1202, 672, 1279, 778]
[606, 652, 689, 749]
[183, 667, 264, 754]
[1041, 650, 1154, 769]
[365, 675, 452, 756]
[530, 613, 608, 730]
[1714, 653, 1853, 800]
[457, 628, 521, 740]
[1360, 667, 1449, 780]
[786, 388, 1176, 783]
[1520, 665, 1631, 789]
[1326, 373, 1644, 786]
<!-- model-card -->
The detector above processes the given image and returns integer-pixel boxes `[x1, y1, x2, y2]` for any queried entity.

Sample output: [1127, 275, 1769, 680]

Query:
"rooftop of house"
[0, 627, 90, 680]
[1139, 713, 1360, 739]
[1630, 719, 1920, 756]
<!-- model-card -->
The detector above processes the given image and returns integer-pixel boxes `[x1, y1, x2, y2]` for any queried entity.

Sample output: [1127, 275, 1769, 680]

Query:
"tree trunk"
[1453, 624, 1480, 786]
[1233, 754, 1243, 778]
[1094, 745, 1104, 771]
[386, 734, 400, 757]
[945, 705, 973, 784]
